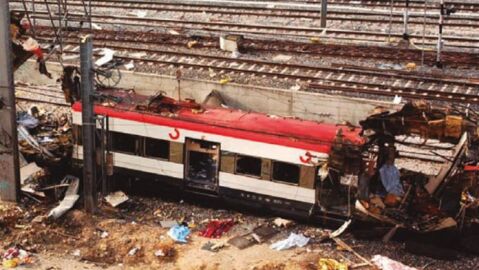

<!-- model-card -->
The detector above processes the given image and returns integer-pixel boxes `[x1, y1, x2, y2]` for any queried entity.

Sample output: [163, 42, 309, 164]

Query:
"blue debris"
[167, 224, 190, 243]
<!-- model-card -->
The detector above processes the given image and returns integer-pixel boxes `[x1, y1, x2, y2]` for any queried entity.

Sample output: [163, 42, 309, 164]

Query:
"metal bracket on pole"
[0, 1, 21, 202]
[80, 34, 97, 213]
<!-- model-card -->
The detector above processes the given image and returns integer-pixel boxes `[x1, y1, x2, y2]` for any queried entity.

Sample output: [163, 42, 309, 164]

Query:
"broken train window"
[111, 131, 138, 154]
[235, 155, 262, 177]
[144, 137, 170, 159]
[272, 161, 300, 185]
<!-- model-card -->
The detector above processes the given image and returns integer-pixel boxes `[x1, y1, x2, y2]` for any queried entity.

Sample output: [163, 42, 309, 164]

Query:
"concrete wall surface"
[15, 61, 398, 125]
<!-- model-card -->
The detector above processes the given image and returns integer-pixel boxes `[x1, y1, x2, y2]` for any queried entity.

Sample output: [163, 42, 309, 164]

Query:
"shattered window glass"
[144, 137, 170, 159]
[111, 131, 137, 154]
[236, 155, 262, 177]
[272, 161, 300, 184]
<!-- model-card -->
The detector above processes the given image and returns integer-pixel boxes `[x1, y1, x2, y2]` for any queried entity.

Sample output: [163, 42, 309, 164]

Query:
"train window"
[144, 137, 169, 159]
[272, 161, 300, 185]
[236, 155, 261, 177]
[111, 131, 137, 154]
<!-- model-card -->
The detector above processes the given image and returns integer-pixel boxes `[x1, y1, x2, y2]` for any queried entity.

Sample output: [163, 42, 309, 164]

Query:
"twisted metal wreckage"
[7, 8, 479, 235]
[59, 58, 479, 235]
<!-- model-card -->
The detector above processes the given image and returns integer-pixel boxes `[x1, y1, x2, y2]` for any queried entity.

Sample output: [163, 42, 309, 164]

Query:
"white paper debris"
[95, 48, 115, 66]
[270, 233, 310, 251]
[124, 61, 135, 70]
[132, 10, 147, 18]
[371, 255, 418, 270]
[105, 191, 129, 207]
[393, 95, 402, 104]
[272, 54, 292, 62]
[92, 23, 102, 30]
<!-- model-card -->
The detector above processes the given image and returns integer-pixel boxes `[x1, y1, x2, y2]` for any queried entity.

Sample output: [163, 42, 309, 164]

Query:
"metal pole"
[436, 0, 444, 68]
[388, 0, 393, 42]
[80, 35, 97, 213]
[320, 0, 327, 28]
[421, 0, 427, 67]
[0, 2, 21, 202]
[403, 0, 410, 40]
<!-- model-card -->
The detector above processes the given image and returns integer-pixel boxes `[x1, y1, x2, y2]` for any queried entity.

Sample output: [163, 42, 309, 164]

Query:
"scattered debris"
[227, 234, 256, 250]
[199, 219, 235, 238]
[128, 246, 140, 256]
[95, 48, 115, 66]
[105, 191, 129, 207]
[318, 258, 348, 270]
[201, 241, 228, 252]
[124, 60, 135, 70]
[167, 224, 190, 243]
[272, 54, 292, 62]
[333, 238, 372, 267]
[47, 175, 80, 219]
[219, 34, 243, 53]
[72, 249, 81, 257]
[159, 220, 179, 228]
[1, 247, 33, 268]
[187, 40, 198, 49]
[270, 233, 309, 251]
[273, 217, 293, 228]
[251, 225, 278, 243]
[371, 255, 417, 270]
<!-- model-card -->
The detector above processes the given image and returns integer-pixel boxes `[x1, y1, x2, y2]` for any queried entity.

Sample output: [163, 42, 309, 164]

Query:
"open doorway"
[184, 138, 220, 192]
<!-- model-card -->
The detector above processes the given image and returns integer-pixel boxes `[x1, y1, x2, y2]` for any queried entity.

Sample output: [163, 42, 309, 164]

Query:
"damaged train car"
[68, 83, 479, 233]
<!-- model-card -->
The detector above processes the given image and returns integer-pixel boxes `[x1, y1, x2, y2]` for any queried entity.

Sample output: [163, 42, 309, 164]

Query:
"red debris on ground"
[199, 219, 235, 238]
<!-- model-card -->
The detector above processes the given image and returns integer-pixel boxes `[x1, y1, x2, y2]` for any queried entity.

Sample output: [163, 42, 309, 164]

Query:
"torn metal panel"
[48, 176, 80, 219]
[425, 133, 468, 195]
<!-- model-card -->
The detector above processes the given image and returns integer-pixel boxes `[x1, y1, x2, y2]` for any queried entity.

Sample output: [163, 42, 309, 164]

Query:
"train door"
[184, 138, 220, 193]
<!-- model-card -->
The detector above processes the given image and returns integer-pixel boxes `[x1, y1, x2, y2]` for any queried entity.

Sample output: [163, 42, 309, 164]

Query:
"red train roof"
[72, 91, 364, 153]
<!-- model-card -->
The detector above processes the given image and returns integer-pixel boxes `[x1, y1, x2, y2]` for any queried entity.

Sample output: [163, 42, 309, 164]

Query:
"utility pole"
[0, 1, 21, 202]
[320, 0, 327, 28]
[80, 35, 97, 213]
[436, 0, 444, 68]
[403, 0, 410, 40]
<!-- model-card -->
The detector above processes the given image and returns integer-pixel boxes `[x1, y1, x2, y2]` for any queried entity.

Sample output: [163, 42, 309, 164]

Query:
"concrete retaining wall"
[15, 60, 397, 125]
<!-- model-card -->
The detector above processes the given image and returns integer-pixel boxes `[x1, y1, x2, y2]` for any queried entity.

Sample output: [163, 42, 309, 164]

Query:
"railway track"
[41, 30, 479, 105]
[15, 85, 69, 107]
[10, 0, 479, 28]
[27, 11, 479, 51]
[33, 27, 479, 69]
[299, 0, 479, 12]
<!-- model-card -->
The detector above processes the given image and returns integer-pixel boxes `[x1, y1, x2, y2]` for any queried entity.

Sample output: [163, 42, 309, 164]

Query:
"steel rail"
[33, 27, 479, 68]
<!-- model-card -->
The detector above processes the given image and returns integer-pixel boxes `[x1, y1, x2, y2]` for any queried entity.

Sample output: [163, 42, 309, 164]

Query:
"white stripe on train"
[73, 147, 315, 204]
[72, 111, 328, 165]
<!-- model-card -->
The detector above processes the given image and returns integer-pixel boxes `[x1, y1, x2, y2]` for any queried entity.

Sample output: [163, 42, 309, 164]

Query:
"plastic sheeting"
[167, 225, 191, 243]
[270, 233, 309, 251]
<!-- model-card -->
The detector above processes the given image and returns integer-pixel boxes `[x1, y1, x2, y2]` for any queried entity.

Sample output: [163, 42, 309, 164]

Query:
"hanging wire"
[57, 0, 64, 66]
[20, 0, 36, 37]
[32, 0, 36, 28]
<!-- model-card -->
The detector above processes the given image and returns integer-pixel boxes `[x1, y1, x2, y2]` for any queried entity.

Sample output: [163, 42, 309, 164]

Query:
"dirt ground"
[1, 192, 479, 270]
